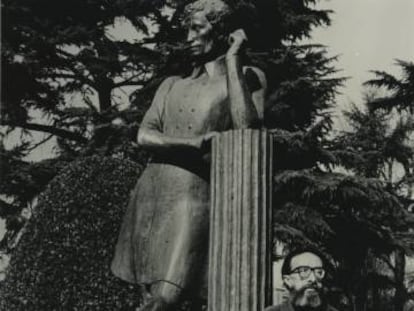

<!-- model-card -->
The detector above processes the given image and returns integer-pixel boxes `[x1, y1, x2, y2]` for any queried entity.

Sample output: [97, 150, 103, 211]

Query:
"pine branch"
[113, 76, 147, 88]
[54, 49, 97, 88]
[1, 121, 88, 143]
[25, 134, 54, 152]
[0, 199, 20, 218]
[364, 71, 402, 90]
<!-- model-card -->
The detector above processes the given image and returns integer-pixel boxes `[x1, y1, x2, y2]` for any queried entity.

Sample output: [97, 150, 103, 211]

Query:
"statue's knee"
[156, 281, 182, 305]
[137, 280, 183, 311]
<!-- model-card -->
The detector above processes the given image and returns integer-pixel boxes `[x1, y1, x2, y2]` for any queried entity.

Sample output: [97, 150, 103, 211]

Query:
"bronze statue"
[111, 1, 267, 310]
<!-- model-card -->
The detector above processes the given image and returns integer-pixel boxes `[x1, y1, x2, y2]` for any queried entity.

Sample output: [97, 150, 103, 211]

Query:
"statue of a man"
[111, 1, 267, 310]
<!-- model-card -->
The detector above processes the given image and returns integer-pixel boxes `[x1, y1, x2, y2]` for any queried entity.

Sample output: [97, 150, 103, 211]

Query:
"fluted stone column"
[208, 129, 273, 311]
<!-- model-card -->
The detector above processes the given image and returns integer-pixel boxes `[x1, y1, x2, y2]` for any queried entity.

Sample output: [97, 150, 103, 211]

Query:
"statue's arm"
[226, 55, 266, 128]
[226, 30, 267, 129]
[137, 128, 205, 153]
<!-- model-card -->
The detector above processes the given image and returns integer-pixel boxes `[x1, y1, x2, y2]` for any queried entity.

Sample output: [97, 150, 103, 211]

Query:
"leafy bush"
[0, 156, 143, 310]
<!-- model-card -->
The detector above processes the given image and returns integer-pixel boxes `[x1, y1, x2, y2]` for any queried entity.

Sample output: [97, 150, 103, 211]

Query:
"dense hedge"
[0, 156, 143, 310]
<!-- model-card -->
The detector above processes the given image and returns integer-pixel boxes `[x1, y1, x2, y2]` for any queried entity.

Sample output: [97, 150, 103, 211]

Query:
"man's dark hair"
[281, 247, 327, 276]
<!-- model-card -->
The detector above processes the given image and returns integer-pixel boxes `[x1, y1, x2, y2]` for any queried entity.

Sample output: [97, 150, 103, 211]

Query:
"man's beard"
[292, 285, 324, 310]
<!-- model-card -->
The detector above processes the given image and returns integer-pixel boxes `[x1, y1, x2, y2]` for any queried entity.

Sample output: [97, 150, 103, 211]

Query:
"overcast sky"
[308, 0, 414, 129]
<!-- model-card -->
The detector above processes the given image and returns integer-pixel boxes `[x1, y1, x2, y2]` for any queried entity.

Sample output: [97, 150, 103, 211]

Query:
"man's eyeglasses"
[290, 266, 325, 280]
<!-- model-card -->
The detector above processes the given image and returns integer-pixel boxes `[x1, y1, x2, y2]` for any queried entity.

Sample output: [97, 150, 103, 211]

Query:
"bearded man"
[265, 249, 338, 311]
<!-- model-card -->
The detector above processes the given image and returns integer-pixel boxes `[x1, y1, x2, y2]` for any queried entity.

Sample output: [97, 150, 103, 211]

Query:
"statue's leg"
[137, 281, 182, 311]
[136, 195, 209, 311]
[136, 250, 207, 311]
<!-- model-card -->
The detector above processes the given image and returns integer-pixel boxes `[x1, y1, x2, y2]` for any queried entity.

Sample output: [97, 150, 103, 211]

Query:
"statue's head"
[183, 0, 234, 58]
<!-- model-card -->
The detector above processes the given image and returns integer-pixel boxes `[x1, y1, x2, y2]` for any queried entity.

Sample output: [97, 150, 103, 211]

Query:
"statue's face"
[186, 10, 215, 57]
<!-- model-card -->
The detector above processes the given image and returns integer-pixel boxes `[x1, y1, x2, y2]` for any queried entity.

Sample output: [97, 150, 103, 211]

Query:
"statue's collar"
[191, 54, 226, 78]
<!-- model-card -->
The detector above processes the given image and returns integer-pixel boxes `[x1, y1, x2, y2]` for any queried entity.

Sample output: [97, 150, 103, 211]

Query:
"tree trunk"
[98, 85, 112, 113]
[394, 247, 406, 311]
[353, 254, 369, 311]
[369, 252, 381, 311]
[371, 285, 380, 311]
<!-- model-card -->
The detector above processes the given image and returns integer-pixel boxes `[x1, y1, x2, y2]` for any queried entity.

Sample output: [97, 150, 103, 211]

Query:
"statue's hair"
[184, 0, 237, 53]
[184, 0, 231, 26]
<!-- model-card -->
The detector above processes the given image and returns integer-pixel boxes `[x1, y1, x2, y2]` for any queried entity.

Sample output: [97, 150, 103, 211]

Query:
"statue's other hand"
[203, 131, 219, 142]
[227, 29, 248, 57]
[194, 131, 218, 151]
[200, 131, 218, 162]
[203, 131, 219, 147]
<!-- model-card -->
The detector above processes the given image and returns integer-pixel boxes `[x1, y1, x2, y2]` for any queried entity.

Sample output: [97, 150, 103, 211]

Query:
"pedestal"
[208, 129, 273, 311]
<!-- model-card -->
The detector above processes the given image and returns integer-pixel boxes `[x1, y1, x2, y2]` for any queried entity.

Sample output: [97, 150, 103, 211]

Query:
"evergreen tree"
[331, 84, 414, 310]
[364, 60, 414, 198]
[1, 0, 167, 244]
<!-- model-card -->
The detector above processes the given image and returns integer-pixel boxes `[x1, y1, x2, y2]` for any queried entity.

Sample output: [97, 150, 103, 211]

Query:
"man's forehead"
[290, 252, 323, 269]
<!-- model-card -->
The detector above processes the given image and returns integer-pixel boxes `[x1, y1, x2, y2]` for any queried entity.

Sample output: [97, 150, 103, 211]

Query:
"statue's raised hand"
[227, 29, 248, 57]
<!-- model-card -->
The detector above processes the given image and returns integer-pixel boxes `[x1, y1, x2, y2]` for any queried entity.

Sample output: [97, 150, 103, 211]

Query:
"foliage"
[327, 70, 414, 310]
[1, 0, 158, 248]
[331, 103, 414, 184]
[0, 156, 143, 310]
[1, 0, 166, 159]
[0, 143, 70, 210]
[365, 60, 414, 113]
[0, 141, 73, 250]
[270, 116, 335, 170]
[273, 169, 414, 252]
